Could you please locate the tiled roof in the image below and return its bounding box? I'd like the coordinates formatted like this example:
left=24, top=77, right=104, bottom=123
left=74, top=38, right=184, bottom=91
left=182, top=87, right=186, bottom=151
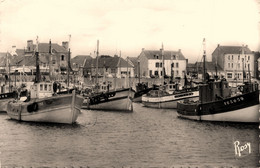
left=71, top=55, right=91, bottom=68
left=29, top=43, right=67, bottom=53
left=15, top=49, right=25, bottom=56
left=141, top=50, right=186, bottom=60
left=84, top=55, right=133, bottom=69
left=127, top=57, right=138, bottom=67
left=213, top=45, right=253, bottom=55
left=37, top=43, right=68, bottom=53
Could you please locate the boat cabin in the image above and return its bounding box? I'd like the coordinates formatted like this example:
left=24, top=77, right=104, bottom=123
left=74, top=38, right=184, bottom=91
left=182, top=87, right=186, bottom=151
left=94, top=81, right=112, bottom=93
left=30, top=82, right=54, bottom=99
left=146, top=89, right=169, bottom=97
left=199, top=79, right=234, bottom=103
left=165, top=83, right=181, bottom=94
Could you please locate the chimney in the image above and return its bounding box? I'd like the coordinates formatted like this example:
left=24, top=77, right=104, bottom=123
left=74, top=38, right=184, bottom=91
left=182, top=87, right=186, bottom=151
left=11, top=46, right=17, bottom=56
left=142, top=48, right=145, bottom=51
left=27, top=40, right=33, bottom=51
left=62, top=41, right=69, bottom=50
left=178, top=49, right=181, bottom=53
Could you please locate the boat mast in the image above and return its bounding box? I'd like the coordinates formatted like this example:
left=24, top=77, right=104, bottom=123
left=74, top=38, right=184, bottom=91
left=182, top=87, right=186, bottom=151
left=203, top=38, right=206, bottom=83
left=242, top=45, right=245, bottom=83
left=95, top=40, right=99, bottom=92
left=6, top=52, right=11, bottom=92
left=67, top=35, right=71, bottom=87
left=127, top=56, right=129, bottom=88
left=138, top=58, right=140, bottom=84
left=35, top=36, right=41, bottom=83
left=161, top=43, right=165, bottom=84
left=171, top=52, right=173, bottom=83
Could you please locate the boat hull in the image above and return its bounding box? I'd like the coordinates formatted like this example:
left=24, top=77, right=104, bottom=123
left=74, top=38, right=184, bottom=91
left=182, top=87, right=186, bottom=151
left=82, top=88, right=134, bottom=112
left=0, top=98, right=12, bottom=112
left=177, top=90, right=259, bottom=123
left=6, top=91, right=84, bottom=124
left=142, top=90, right=199, bottom=109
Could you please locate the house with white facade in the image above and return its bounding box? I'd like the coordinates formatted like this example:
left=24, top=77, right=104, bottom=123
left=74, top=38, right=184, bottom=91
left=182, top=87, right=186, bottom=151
left=212, top=44, right=255, bottom=81
left=138, top=47, right=187, bottom=78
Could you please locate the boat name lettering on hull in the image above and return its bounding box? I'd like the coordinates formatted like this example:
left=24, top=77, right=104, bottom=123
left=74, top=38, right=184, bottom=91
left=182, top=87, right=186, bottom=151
left=224, top=97, right=244, bottom=105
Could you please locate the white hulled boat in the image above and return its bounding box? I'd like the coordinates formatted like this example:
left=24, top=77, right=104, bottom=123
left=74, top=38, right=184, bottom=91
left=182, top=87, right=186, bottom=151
left=6, top=37, right=84, bottom=124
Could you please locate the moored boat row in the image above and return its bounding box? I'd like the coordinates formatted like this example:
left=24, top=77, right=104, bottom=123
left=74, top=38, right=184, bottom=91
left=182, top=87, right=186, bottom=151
left=2, top=38, right=259, bottom=125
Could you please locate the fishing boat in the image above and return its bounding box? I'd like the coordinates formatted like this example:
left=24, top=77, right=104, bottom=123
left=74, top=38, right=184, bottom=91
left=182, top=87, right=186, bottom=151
left=142, top=82, right=199, bottom=109
left=81, top=40, right=134, bottom=112
left=132, top=82, right=155, bottom=102
left=141, top=44, right=199, bottom=109
left=82, top=82, right=135, bottom=111
left=177, top=38, right=259, bottom=123
left=6, top=37, right=84, bottom=124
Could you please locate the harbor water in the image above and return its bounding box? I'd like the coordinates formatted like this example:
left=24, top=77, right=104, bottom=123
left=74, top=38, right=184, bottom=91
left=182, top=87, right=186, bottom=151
left=0, top=103, right=258, bottom=167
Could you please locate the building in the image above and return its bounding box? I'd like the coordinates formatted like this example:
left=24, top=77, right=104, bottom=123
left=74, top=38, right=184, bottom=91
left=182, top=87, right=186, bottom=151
left=6, top=40, right=70, bottom=81
left=126, top=57, right=139, bottom=77
left=212, top=44, right=255, bottom=81
left=254, top=51, right=260, bottom=80
left=138, top=47, right=187, bottom=78
left=83, top=55, right=134, bottom=79
left=71, top=55, right=92, bottom=84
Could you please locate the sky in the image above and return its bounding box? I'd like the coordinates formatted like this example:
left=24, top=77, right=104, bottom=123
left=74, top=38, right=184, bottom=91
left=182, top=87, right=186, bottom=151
left=0, top=0, right=259, bottom=63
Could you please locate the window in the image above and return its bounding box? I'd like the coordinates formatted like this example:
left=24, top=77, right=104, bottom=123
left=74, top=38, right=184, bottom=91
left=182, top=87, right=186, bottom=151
left=248, top=64, right=250, bottom=69
left=228, top=55, right=230, bottom=60
left=232, top=55, right=233, bottom=60
left=176, top=70, right=179, bottom=75
left=227, top=73, right=232, bottom=78
left=231, top=63, right=233, bottom=68
left=238, top=55, right=240, bottom=60
left=228, top=63, right=230, bottom=68
left=40, top=84, right=43, bottom=91
left=176, top=62, right=179, bottom=68
left=160, top=71, right=162, bottom=76
left=61, top=55, right=65, bottom=61
left=154, top=71, right=158, bottom=76
left=160, top=63, right=162, bottom=67
left=49, top=85, right=51, bottom=91
left=238, top=63, right=240, bottom=68
left=172, top=63, right=174, bottom=68
left=53, top=60, right=56, bottom=64
left=43, top=63, right=46, bottom=67
left=150, top=70, right=152, bottom=76
left=44, top=84, right=48, bottom=91
left=155, top=62, right=159, bottom=67
left=248, top=56, right=250, bottom=60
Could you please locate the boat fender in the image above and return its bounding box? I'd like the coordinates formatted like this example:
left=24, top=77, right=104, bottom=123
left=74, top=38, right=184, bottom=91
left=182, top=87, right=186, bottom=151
left=239, top=86, right=243, bottom=92
left=32, top=102, right=38, bottom=112
left=110, top=93, right=115, bottom=97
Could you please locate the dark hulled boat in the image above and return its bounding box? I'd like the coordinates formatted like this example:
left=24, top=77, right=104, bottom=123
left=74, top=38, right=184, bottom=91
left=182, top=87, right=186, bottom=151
left=177, top=79, right=259, bottom=123
left=177, top=38, right=259, bottom=123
